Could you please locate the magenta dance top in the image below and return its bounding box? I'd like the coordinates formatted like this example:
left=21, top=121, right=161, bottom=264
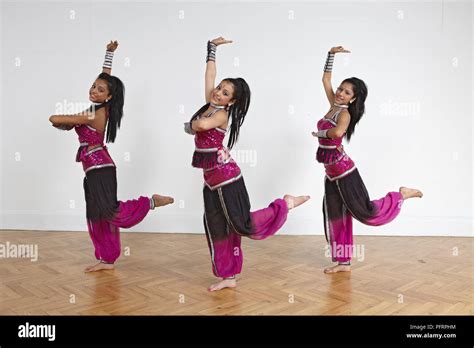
left=316, top=106, right=356, bottom=181
left=191, top=109, right=241, bottom=190
left=75, top=113, right=115, bottom=173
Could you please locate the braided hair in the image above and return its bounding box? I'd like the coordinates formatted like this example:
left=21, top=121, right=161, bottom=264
left=342, top=77, right=368, bottom=142
left=223, top=78, right=251, bottom=149
left=96, top=72, right=125, bottom=143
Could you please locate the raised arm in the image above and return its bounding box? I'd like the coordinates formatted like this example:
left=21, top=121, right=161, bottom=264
left=205, top=37, right=233, bottom=103
left=102, top=40, right=119, bottom=75
left=49, top=41, right=118, bottom=130
left=322, top=46, right=350, bottom=106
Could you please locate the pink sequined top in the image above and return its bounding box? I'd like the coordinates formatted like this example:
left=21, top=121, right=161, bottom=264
left=191, top=108, right=241, bottom=190
left=316, top=106, right=356, bottom=181
left=75, top=112, right=115, bottom=173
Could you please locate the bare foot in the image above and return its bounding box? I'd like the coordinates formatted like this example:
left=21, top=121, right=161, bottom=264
left=324, top=264, right=351, bottom=274
left=283, top=194, right=311, bottom=210
left=399, top=187, right=423, bottom=200
left=84, top=262, right=114, bottom=273
left=152, top=194, right=174, bottom=208
left=208, top=278, right=237, bottom=292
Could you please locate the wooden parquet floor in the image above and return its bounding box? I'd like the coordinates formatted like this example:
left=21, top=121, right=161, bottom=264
left=0, top=230, right=472, bottom=315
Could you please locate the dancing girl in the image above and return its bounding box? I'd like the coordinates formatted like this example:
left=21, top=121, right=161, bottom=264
left=49, top=41, right=174, bottom=272
left=313, top=46, right=423, bottom=274
left=184, top=37, right=310, bottom=291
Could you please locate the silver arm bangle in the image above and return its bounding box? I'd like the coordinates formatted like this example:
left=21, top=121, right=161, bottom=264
left=103, top=51, right=114, bottom=69
left=184, top=122, right=195, bottom=135
left=206, top=41, right=217, bottom=63
left=324, top=52, right=335, bottom=72
left=315, top=129, right=330, bottom=139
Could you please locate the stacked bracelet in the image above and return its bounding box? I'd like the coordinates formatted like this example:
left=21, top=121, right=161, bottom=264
left=324, top=52, right=335, bottom=72
left=315, top=130, right=329, bottom=139
left=150, top=197, right=156, bottom=210
left=184, top=122, right=195, bottom=135
left=103, top=51, right=114, bottom=69
left=206, top=41, right=217, bottom=62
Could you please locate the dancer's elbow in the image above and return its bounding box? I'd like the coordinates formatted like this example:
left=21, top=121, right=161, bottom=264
left=331, top=130, right=345, bottom=139
left=194, top=118, right=219, bottom=132
left=192, top=121, right=206, bottom=132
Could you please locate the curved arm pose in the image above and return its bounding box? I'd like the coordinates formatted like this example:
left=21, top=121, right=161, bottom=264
left=313, top=46, right=423, bottom=274
left=49, top=41, right=174, bottom=273
left=185, top=37, right=310, bottom=292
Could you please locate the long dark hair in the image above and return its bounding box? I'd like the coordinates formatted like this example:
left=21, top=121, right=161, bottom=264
left=190, top=77, right=251, bottom=150
left=97, top=72, right=125, bottom=143
left=342, top=77, right=368, bottom=142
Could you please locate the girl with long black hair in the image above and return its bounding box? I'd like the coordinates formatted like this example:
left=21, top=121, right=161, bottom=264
left=185, top=37, right=310, bottom=291
left=314, top=46, right=423, bottom=274
left=49, top=41, right=174, bottom=272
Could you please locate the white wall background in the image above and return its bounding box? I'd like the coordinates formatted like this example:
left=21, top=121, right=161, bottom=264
left=0, top=0, right=472, bottom=236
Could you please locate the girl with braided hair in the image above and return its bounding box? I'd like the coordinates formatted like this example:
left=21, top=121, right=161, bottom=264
left=185, top=37, right=310, bottom=291
left=49, top=41, right=174, bottom=272
left=314, top=46, right=423, bottom=274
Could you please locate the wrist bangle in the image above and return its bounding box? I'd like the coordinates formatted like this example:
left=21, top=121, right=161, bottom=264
left=206, top=41, right=217, bottom=62
left=184, top=122, right=195, bottom=135
left=324, top=52, right=335, bottom=72
left=103, top=51, right=114, bottom=69
left=316, top=129, right=329, bottom=139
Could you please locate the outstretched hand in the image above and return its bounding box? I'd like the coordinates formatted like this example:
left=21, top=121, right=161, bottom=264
left=106, top=40, right=119, bottom=52
left=330, top=46, right=350, bottom=54
left=210, top=37, right=233, bottom=46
